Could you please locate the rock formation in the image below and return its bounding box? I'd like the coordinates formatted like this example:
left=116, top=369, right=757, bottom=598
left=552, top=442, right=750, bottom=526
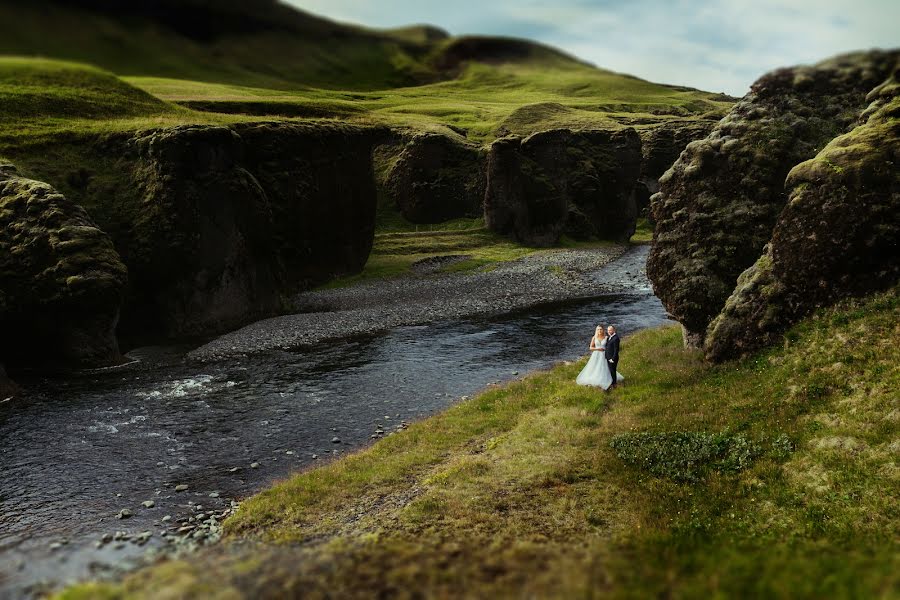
left=484, top=128, right=641, bottom=246
left=385, top=132, right=485, bottom=223
left=705, top=71, right=900, bottom=360
left=637, top=120, right=717, bottom=217
left=647, top=50, right=900, bottom=346
left=116, top=122, right=381, bottom=339
left=0, top=164, right=128, bottom=369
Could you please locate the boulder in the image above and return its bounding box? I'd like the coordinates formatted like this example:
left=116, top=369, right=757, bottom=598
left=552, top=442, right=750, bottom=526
left=0, top=165, right=127, bottom=368
left=705, top=74, right=900, bottom=361
left=647, top=50, right=900, bottom=346
left=385, top=132, right=485, bottom=223
left=484, top=128, right=641, bottom=246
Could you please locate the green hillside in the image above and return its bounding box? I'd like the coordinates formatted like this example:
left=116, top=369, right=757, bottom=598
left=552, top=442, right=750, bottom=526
left=0, top=0, right=734, bottom=146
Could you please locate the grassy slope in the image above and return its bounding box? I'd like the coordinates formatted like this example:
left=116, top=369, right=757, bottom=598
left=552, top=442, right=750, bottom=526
left=130, top=59, right=732, bottom=143
left=60, top=288, right=899, bottom=599
left=0, top=1, right=435, bottom=91
left=0, top=0, right=733, bottom=146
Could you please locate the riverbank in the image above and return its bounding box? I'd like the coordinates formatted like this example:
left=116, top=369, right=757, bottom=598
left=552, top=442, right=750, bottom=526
left=188, top=240, right=640, bottom=362
left=60, top=287, right=899, bottom=599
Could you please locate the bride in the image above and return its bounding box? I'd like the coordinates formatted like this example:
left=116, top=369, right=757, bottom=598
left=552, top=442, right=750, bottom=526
left=576, top=325, right=623, bottom=390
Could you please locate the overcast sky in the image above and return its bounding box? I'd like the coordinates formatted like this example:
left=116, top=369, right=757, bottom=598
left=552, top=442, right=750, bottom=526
left=286, top=0, right=899, bottom=96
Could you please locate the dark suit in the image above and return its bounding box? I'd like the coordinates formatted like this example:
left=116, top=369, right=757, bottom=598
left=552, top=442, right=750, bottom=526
left=605, top=333, right=620, bottom=387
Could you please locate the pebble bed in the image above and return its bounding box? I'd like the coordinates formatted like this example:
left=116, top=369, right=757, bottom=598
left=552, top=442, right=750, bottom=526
left=189, top=245, right=640, bottom=362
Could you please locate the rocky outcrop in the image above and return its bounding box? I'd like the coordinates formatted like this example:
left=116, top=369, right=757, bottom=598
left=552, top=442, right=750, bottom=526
left=705, top=74, right=900, bottom=361
left=115, top=122, right=381, bottom=340
left=484, top=128, right=641, bottom=246
left=0, top=164, right=128, bottom=369
left=385, top=132, right=485, bottom=223
left=647, top=50, right=900, bottom=346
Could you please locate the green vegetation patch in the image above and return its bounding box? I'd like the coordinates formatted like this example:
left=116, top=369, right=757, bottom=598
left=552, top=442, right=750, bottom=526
left=610, top=430, right=793, bottom=482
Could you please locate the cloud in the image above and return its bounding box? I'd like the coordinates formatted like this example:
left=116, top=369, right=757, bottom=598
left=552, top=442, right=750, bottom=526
left=286, top=0, right=900, bottom=95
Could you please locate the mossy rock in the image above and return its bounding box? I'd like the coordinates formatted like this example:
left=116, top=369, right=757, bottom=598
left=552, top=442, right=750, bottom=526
left=484, top=128, right=641, bottom=246
left=705, top=75, right=900, bottom=361
left=384, top=132, right=486, bottom=224
left=0, top=165, right=127, bottom=368
left=647, top=49, right=900, bottom=345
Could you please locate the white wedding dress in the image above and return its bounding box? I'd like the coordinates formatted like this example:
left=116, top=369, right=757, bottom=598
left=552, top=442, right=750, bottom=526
left=576, top=335, right=624, bottom=390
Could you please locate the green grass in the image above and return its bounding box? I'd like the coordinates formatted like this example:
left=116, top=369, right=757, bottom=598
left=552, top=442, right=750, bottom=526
left=318, top=228, right=536, bottom=288
left=631, top=217, right=654, bottom=243
left=129, top=60, right=732, bottom=143
left=58, top=287, right=900, bottom=599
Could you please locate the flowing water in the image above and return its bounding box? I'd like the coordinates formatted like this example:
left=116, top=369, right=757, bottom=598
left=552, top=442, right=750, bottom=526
left=0, top=249, right=668, bottom=598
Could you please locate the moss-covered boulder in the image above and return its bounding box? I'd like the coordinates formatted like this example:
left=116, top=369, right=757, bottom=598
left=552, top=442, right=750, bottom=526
left=484, top=128, right=641, bottom=246
left=0, top=165, right=127, bottom=368
left=647, top=50, right=900, bottom=346
left=385, top=132, right=486, bottom=223
left=705, top=74, right=900, bottom=361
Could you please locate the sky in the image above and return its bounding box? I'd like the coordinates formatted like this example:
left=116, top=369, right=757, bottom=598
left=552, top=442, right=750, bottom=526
left=286, top=0, right=899, bottom=96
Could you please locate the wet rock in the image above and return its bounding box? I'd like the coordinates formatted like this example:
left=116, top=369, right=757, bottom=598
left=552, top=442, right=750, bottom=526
left=331, top=437, right=341, bottom=444
left=385, top=132, right=486, bottom=223
left=705, top=74, right=900, bottom=361
left=174, top=484, right=188, bottom=492
left=116, top=509, right=133, bottom=519
left=142, top=500, right=155, bottom=508
left=648, top=50, right=900, bottom=346
left=0, top=165, right=127, bottom=369
left=485, top=128, right=641, bottom=246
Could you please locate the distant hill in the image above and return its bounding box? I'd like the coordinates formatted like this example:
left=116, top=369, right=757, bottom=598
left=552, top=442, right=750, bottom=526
left=0, top=0, right=594, bottom=91
left=0, top=0, right=736, bottom=147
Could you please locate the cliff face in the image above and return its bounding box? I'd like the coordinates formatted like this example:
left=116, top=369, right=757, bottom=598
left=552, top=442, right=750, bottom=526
left=647, top=50, right=900, bottom=346
left=0, top=164, right=127, bottom=369
left=385, top=133, right=485, bottom=223
left=118, top=122, right=381, bottom=339
left=705, top=73, right=900, bottom=360
left=6, top=122, right=382, bottom=347
left=484, top=128, right=641, bottom=246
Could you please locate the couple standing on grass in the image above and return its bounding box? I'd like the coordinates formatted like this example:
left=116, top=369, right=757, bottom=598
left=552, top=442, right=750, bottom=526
left=576, top=324, right=624, bottom=391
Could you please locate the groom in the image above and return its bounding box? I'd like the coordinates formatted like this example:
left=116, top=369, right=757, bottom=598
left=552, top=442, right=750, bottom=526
left=606, top=325, right=620, bottom=389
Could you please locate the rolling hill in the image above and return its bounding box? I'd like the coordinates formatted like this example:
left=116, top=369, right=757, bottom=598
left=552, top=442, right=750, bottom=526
left=0, top=0, right=734, bottom=146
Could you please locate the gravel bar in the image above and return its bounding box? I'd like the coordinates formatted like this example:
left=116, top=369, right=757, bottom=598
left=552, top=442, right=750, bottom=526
left=188, top=244, right=652, bottom=362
